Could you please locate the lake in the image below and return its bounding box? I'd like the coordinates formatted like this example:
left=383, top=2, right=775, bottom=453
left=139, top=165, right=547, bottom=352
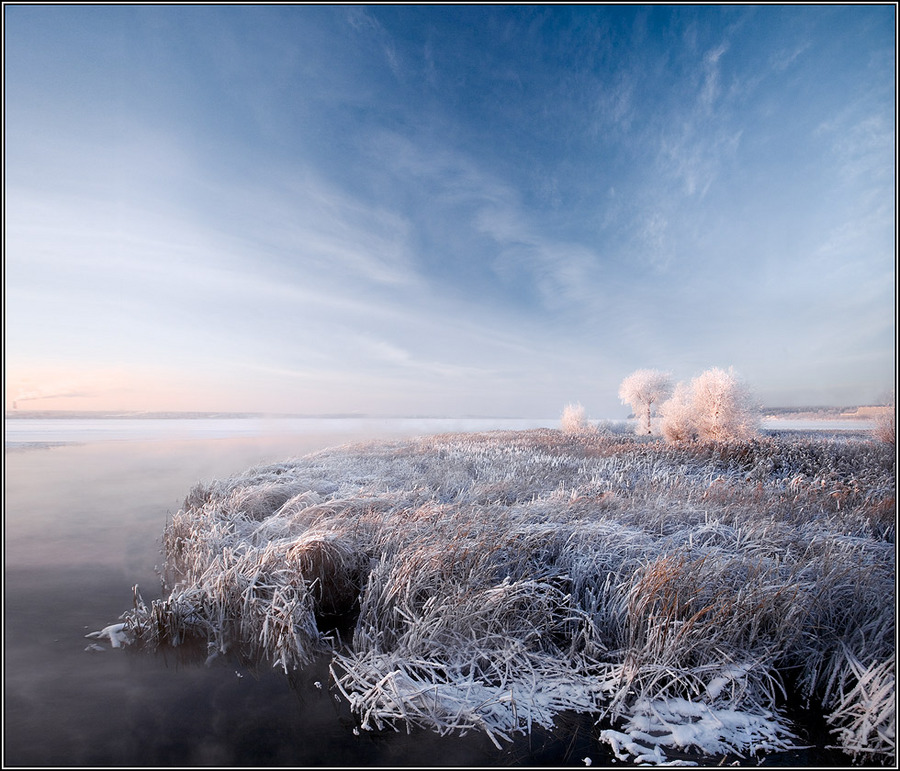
left=4, top=417, right=867, bottom=766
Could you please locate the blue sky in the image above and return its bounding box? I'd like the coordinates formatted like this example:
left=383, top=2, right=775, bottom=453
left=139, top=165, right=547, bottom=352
left=4, top=4, right=895, bottom=417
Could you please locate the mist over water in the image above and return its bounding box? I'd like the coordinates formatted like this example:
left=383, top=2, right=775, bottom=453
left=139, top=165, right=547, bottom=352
left=4, top=416, right=562, bottom=447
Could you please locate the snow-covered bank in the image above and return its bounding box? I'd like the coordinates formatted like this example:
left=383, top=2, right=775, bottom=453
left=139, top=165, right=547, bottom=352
left=97, top=429, right=894, bottom=764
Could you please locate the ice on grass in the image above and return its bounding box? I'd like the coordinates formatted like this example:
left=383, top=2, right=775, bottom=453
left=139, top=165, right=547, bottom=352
left=93, top=429, right=895, bottom=765
left=600, top=696, right=802, bottom=765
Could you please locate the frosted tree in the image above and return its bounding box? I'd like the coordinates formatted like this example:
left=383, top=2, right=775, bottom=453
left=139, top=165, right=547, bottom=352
left=658, top=381, right=697, bottom=442
left=560, top=402, right=588, bottom=434
left=688, top=366, right=758, bottom=441
left=618, top=369, right=673, bottom=435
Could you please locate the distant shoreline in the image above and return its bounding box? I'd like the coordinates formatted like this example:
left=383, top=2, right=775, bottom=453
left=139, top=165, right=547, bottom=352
left=761, top=405, right=884, bottom=421
left=4, top=406, right=883, bottom=421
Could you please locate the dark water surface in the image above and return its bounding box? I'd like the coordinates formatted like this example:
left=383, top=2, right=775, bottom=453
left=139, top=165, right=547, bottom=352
left=4, top=426, right=862, bottom=767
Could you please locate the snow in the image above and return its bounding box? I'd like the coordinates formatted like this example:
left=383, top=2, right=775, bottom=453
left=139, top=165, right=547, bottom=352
left=599, top=696, right=804, bottom=765
left=701, top=664, right=750, bottom=702
left=84, top=623, right=129, bottom=648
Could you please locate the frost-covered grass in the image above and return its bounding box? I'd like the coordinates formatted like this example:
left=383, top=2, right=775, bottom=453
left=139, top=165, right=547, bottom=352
left=111, top=429, right=895, bottom=765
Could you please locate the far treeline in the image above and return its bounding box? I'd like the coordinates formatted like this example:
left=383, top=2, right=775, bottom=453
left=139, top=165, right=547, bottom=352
left=561, top=367, right=895, bottom=444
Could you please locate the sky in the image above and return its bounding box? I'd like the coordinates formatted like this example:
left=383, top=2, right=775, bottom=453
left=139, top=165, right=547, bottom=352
left=3, top=4, right=896, bottom=418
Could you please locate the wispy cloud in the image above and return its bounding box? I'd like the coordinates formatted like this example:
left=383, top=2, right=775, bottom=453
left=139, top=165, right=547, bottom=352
left=237, top=173, right=421, bottom=290
left=5, top=5, right=893, bottom=414
left=475, top=205, right=604, bottom=311
left=770, top=40, right=811, bottom=72
left=817, top=110, right=894, bottom=187
left=344, top=6, right=405, bottom=80
left=700, top=41, right=729, bottom=110
left=659, top=124, right=743, bottom=198
left=591, top=71, right=636, bottom=137
left=365, top=130, right=620, bottom=317
left=11, top=385, right=92, bottom=406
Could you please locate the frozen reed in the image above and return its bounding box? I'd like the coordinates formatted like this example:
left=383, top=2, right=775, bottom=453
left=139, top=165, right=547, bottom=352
left=114, top=428, right=895, bottom=764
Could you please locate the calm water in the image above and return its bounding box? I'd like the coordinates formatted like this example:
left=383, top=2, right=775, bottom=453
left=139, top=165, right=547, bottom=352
left=4, top=418, right=863, bottom=766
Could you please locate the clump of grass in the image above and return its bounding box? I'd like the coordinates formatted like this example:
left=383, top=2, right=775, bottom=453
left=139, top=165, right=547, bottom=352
left=873, top=395, right=895, bottom=446
left=560, top=402, right=591, bottom=435
left=114, top=428, right=895, bottom=765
